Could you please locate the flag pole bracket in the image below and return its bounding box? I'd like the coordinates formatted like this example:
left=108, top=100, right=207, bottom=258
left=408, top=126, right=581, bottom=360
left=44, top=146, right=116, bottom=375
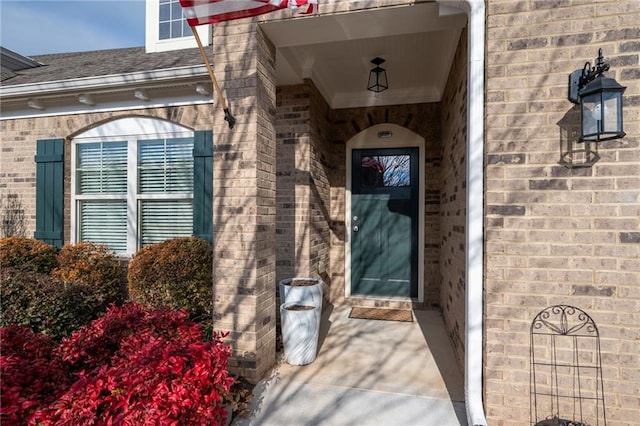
left=224, top=108, right=236, bottom=129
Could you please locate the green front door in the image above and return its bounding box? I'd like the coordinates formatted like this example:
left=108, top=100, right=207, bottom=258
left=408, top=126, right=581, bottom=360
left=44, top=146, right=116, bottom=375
left=351, top=148, right=419, bottom=298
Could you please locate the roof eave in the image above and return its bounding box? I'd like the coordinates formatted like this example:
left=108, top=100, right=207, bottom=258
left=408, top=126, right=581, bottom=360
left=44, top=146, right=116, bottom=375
left=0, top=65, right=210, bottom=98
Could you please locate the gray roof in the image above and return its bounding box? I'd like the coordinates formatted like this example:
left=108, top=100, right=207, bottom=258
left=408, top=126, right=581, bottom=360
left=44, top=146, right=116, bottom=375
left=1, top=46, right=215, bottom=86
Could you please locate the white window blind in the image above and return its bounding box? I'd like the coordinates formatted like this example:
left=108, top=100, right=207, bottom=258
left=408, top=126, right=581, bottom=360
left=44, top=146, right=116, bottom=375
left=138, top=138, right=193, bottom=193
left=77, top=142, right=127, bottom=194
left=140, top=200, right=192, bottom=246
left=76, top=142, right=128, bottom=253
left=138, top=137, right=193, bottom=247
left=79, top=201, right=127, bottom=253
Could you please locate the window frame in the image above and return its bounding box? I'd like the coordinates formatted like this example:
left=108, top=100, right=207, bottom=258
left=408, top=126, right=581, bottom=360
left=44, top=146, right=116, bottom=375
left=71, top=117, right=195, bottom=256
left=159, top=0, right=191, bottom=40
left=145, top=0, right=211, bottom=53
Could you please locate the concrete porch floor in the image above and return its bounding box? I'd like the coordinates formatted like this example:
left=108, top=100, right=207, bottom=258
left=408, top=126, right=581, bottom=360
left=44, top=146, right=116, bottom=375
left=233, top=305, right=467, bottom=426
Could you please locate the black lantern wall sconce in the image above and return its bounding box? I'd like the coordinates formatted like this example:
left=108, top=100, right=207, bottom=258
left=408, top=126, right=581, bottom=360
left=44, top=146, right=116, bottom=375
left=568, top=48, right=626, bottom=142
left=367, top=57, right=388, bottom=93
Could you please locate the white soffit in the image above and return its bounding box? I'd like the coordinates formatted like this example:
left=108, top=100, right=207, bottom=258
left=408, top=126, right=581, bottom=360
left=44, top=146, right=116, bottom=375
left=260, top=2, right=467, bottom=108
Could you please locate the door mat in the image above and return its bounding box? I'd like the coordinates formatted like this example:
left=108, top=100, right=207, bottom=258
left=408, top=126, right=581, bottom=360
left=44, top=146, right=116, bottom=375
left=349, top=307, right=413, bottom=322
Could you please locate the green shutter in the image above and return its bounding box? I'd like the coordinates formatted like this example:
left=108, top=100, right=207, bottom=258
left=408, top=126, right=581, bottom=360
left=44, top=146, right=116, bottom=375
left=192, top=130, right=213, bottom=243
left=34, top=138, right=64, bottom=248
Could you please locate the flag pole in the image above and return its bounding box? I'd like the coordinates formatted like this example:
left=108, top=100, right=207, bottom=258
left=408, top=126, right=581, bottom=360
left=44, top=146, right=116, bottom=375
left=190, top=26, right=236, bottom=129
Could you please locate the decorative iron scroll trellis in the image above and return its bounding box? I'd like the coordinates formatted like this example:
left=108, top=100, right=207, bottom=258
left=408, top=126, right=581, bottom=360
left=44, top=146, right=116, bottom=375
left=530, top=305, right=606, bottom=426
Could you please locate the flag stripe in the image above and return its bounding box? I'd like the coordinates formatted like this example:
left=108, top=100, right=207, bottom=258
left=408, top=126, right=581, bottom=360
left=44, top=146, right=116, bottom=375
left=180, top=0, right=317, bottom=26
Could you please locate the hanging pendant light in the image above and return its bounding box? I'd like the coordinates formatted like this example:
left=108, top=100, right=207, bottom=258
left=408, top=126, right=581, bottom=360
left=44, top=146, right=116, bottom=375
left=367, top=57, right=388, bottom=93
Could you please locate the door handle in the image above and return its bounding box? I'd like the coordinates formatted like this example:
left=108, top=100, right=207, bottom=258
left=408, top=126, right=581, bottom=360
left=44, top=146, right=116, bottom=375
left=353, top=225, right=359, bottom=232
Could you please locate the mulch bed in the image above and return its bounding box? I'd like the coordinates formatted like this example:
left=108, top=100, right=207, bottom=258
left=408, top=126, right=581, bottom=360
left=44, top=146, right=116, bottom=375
left=226, top=375, right=254, bottom=422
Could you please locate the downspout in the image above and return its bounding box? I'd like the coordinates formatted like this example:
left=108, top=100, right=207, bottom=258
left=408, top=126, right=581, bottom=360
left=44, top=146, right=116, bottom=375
left=464, top=1, right=487, bottom=425
left=437, top=1, right=487, bottom=425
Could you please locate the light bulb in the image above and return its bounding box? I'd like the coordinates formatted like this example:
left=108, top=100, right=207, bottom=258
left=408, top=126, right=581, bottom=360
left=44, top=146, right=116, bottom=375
left=590, top=102, right=609, bottom=120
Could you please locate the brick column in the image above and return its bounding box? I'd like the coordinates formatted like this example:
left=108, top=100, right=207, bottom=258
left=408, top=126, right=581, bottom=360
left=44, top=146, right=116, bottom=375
left=211, top=22, right=277, bottom=383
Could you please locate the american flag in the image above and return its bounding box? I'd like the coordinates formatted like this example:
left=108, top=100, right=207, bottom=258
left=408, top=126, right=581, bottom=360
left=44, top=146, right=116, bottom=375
left=179, top=0, right=318, bottom=26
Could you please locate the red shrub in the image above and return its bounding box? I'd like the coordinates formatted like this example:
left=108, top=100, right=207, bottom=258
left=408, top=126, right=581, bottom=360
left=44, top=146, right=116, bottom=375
left=32, top=304, right=234, bottom=425
left=56, top=303, right=196, bottom=372
left=37, top=334, right=232, bottom=425
left=0, top=326, right=70, bottom=425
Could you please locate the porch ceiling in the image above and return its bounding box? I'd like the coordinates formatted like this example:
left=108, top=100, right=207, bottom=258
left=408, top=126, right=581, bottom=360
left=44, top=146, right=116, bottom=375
left=260, top=2, right=467, bottom=109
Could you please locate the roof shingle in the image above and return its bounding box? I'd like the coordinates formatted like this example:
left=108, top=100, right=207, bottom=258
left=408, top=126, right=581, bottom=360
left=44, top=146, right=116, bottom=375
left=1, top=46, right=215, bottom=86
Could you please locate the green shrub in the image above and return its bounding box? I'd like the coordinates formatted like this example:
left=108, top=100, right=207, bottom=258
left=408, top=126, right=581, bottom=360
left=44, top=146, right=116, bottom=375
left=0, top=268, right=107, bottom=341
left=128, top=237, right=213, bottom=322
left=52, top=242, right=125, bottom=305
left=0, top=237, right=58, bottom=274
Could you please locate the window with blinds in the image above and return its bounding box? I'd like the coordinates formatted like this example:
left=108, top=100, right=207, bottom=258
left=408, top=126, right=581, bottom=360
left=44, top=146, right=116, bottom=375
left=138, top=138, right=193, bottom=245
left=77, top=142, right=127, bottom=194
left=140, top=200, right=192, bottom=246
left=74, top=133, right=194, bottom=255
left=138, top=138, right=193, bottom=193
left=79, top=201, right=128, bottom=253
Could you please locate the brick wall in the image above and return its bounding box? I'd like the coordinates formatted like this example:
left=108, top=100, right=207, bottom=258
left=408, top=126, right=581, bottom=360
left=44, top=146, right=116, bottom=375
left=440, top=26, right=468, bottom=374
left=0, top=120, right=38, bottom=236
left=274, top=85, right=304, bottom=283
left=308, top=79, right=333, bottom=307
left=485, top=1, right=640, bottom=424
